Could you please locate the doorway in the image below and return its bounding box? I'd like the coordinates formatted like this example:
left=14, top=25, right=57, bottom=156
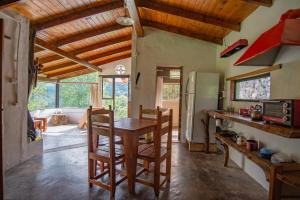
left=156, top=66, right=183, bottom=142
left=100, top=75, right=130, bottom=120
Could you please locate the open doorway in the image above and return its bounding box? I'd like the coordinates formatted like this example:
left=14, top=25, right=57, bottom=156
left=28, top=73, right=99, bottom=153
left=156, top=66, right=183, bottom=142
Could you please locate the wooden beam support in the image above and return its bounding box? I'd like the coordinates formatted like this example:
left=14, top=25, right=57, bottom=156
left=240, top=0, right=273, bottom=7
left=55, top=24, right=125, bottom=46
left=142, top=20, right=223, bottom=45
left=0, top=0, right=20, bottom=9
left=138, top=0, right=240, bottom=31
left=57, top=69, right=94, bottom=80
left=42, top=46, right=131, bottom=73
left=39, top=35, right=131, bottom=64
left=127, top=0, right=144, bottom=36
left=47, top=66, right=87, bottom=78
left=35, top=38, right=102, bottom=72
left=34, top=0, right=123, bottom=30
left=47, top=53, right=131, bottom=78
left=226, top=65, right=281, bottom=81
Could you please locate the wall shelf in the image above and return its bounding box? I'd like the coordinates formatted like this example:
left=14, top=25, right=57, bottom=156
left=208, top=111, right=300, bottom=138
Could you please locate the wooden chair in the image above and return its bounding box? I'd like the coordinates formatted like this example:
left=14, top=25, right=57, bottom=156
left=136, top=106, right=173, bottom=196
left=87, top=106, right=126, bottom=197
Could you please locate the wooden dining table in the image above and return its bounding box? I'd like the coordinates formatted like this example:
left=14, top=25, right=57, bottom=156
left=104, top=118, right=157, bottom=194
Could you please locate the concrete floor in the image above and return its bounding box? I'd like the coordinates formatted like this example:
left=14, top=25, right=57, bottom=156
left=5, top=142, right=268, bottom=200
left=43, top=125, right=87, bottom=152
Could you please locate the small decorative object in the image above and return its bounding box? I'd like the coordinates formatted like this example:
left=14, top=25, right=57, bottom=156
left=250, top=105, right=263, bottom=121
left=239, top=108, right=250, bottom=117
left=259, top=147, right=274, bottom=159
left=115, top=64, right=126, bottom=75
left=246, top=139, right=258, bottom=151
left=236, top=136, right=246, bottom=146
left=271, top=152, right=292, bottom=164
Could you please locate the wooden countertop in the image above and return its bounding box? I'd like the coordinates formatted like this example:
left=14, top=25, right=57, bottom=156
left=208, top=111, right=300, bottom=138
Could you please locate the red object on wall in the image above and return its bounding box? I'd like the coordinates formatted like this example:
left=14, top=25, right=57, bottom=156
left=234, top=9, right=300, bottom=66
left=220, top=39, right=248, bottom=58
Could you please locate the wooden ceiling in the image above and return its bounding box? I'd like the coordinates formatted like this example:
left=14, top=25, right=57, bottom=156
left=2, top=0, right=272, bottom=80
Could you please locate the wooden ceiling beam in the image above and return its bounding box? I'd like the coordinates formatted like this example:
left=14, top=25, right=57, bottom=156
left=240, top=0, right=273, bottom=7
left=55, top=24, right=126, bottom=46
left=92, top=53, right=131, bottom=66
left=142, top=20, right=223, bottom=45
left=127, top=0, right=144, bottom=36
left=39, top=35, right=132, bottom=64
left=138, top=0, right=240, bottom=31
left=47, top=53, right=131, bottom=78
left=34, top=0, right=123, bottom=30
left=57, top=69, right=94, bottom=80
left=47, top=66, right=87, bottom=78
left=0, top=0, right=20, bottom=9
left=42, top=46, right=131, bottom=73
left=35, top=38, right=102, bottom=72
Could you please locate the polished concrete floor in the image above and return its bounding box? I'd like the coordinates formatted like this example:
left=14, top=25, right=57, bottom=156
left=43, top=125, right=87, bottom=152
left=5, top=142, right=268, bottom=200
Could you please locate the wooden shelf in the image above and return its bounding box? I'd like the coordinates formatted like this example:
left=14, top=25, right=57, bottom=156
left=215, top=133, right=272, bottom=178
left=208, top=111, right=300, bottom=138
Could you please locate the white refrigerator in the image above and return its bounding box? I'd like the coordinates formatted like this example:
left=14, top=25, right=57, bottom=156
left=185, top=72, right=219, bottom=143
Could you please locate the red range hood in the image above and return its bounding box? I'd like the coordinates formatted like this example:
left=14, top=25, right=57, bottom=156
left=234, top=9, right=300, bottom=66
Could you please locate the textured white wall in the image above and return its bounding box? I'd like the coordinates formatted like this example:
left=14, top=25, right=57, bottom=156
left=216, top=0, right=300, bottom=190
left=131, top=27, right=218, bottom=140
left=1, top=10, right=42, bottom=170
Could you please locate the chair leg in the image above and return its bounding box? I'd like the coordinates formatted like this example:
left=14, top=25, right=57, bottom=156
left=88, top=159, right=95, bottom=188
left=154, top=162, right=160, bottom=197
left=109, top=163, right=116, bottom=198
left=144, top=160, right=150, bottom=175
left=166, top=153, right=171, bottom=182
left=99, top=161, right=105, bottom=173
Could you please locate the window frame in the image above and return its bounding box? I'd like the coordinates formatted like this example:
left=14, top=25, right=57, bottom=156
left=233, top=73, right=271, bottom=102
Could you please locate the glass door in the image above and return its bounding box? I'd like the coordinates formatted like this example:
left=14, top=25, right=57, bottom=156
left=101, top=75, right=129, bottom=120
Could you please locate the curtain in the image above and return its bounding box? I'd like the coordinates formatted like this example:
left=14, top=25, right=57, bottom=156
left=155, top=76, right=164, bottom=108
left=27, top=25, right=37, bottom=140
left=90, top=85, right=100, bottom=108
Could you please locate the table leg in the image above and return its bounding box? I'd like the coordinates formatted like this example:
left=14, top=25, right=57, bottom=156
left=123, top=134, right=139, bottom=194
left=221, top=143, right=229, bottom=167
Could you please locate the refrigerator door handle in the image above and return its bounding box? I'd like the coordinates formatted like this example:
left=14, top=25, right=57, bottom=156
left=185, top=77, right=190, bottom=110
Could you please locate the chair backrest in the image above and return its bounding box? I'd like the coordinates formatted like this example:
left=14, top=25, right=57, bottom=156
left=87, top=106, right=115, bottom=159
left=139, top=105, right=160, bottom=120
left=139, top=105, right=173, bottom=158
left=154, top=108, right=173, bottom=158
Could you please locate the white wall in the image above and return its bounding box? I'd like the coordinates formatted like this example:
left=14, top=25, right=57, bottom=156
left=131, top=27, right=218, bottom=140
left=1, top=10, right=42, bottom=170
left=216, top=0, right=300, bottom=189
left=100, top=58, right=131, bottom=75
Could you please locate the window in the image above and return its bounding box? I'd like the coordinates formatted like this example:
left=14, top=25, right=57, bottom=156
left=59, top=73, right=98, bottom=108
left=234, top=74, right=270, bottom=101
left=28, top=82, right=56, bottom=112
left=115, top=65, right=126, bottom=75
left=163, top=83, right=180, bottom=100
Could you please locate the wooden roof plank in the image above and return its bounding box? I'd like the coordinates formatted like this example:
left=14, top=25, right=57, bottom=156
left=42, top=46, right=131, bottom=73
left=240, top=0, right=272, bottom=7
left=47, top=53, right=131, bottom=78
left=39, top=34, right=132, bottom=64
left=142, top=20, right=223, bottom=45
left=138, top=0, right=240, bottom=31
left=35, top=38, right=102, bottom=72
left=127, top=0, right=144, bottom=36
left=0, top=0, right=20, bottom=9
left=34, top=0, right=123, bottom=30
left=55, top=23, right=125, bottom=46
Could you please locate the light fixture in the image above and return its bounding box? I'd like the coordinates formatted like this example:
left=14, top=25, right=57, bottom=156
left=116, top=0, right=134, bottom=26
